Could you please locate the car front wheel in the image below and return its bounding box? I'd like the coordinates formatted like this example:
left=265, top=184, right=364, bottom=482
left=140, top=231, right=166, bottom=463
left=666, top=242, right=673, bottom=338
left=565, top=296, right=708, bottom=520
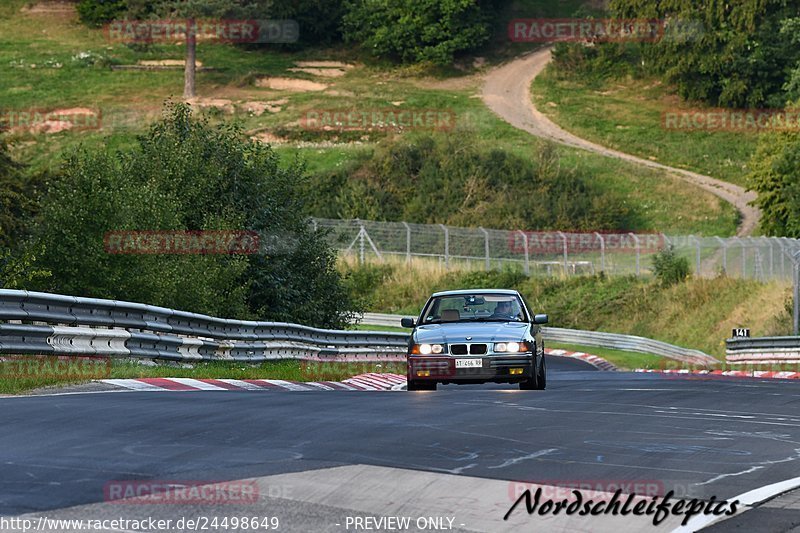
left=519, top=356, right=546, bottom=390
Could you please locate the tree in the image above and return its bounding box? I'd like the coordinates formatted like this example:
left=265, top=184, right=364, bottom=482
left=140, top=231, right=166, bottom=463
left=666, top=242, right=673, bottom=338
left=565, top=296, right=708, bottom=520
left=35, top=103, right=359, bottom=327
left=342, top=0, right=497, bottom=65
left=608, top=0, right=800, bottom=108
left=0, top=140, right=51, bottom=288
left=130, top=0, right=267, bottom=98
left=747, top=129, right=800, bottom=237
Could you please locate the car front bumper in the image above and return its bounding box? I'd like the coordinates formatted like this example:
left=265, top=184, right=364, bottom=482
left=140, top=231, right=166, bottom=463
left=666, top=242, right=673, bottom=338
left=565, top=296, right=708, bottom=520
left=407, top=354, right=536, bottom=384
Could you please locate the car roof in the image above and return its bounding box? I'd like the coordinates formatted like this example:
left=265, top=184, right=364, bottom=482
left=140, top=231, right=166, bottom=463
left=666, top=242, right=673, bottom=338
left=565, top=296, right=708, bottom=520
left=431, top=288, right=521, bottom=297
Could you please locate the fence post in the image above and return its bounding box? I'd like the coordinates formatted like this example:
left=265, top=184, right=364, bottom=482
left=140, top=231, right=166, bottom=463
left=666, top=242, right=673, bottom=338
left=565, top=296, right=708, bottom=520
left=359, top=225, right=365, bottom=264
left=311, top=218, right=318, bottom=232
left=740, top=238, right=747, bottom=278
left=439, top=224, right=449, bottom=270
left=629, top=233, right=640, bottom=276
left=690, top=235, right=701, bottom=276
left=594, top=232, right=605, bottom=273
left=715, top=237, right=727, bottom=273
left=402, top=221, right=411, bottom=264
left=479, top=227, right=490, bottom=271
left=557, top=231, right=568, bottom=275
left=517, top=230, right=530, bottom=275
left=767, top=237, right=775, bottom=278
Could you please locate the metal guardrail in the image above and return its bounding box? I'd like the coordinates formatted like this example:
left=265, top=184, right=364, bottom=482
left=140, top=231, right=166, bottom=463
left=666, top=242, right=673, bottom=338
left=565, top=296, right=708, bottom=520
left=0, top=290, right=408, bottom=363
left=726, top=336, right=800, bottom=364
left=359, top=313, right=718, bottom=365
left=0, top=290, right=719, bottom=366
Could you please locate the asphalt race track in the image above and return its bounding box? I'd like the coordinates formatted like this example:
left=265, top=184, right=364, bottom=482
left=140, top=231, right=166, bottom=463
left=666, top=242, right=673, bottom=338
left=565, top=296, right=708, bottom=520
left=1, top=355, right=799, bottom=532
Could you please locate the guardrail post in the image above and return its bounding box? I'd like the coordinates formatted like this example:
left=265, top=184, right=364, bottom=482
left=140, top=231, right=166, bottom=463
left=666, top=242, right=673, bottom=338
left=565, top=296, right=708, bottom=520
left=439, top=224, right=449, bottom=270
left=594, top=232, right=605, bottom=273
left=557, top=231, right=568, bottom=275
left=311, top=218, right=318, bottom=232
left=517, top=230, right=530, bottom=275
left=402, top=221, right=411, bottom=264
left=480, top=227, right=490, bottom=271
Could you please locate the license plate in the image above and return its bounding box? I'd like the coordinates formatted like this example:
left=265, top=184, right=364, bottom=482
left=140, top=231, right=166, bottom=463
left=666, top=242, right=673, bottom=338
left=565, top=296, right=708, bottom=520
left=455, top=358, right=482, bottom=368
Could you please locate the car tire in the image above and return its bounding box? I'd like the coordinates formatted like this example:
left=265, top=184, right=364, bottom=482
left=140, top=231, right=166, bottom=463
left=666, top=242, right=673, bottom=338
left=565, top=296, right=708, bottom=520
left=519, top=356, right=546, bottom=390
left=407, top=380, right=436, bottom=391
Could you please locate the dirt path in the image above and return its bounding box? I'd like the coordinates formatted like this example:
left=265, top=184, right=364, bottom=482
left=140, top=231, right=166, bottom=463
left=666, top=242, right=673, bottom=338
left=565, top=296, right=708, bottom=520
left=481, top=47, right=759, bottom=237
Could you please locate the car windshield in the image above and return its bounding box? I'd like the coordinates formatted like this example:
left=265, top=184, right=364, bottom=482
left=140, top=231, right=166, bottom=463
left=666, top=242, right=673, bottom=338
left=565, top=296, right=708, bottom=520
left=421, top=294, right=527, bottom=324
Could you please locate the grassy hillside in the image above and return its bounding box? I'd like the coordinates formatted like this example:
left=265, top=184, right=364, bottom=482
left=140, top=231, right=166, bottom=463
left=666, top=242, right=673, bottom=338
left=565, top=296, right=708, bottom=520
left=343, top=257, right=793, bottom=358
left=1, top=1, right=737, bottom=236
left=531, top=67, right=760, bottom=188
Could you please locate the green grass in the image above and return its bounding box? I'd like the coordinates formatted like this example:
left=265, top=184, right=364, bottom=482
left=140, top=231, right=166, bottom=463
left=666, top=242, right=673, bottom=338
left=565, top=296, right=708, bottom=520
left=531, top=67, right=761, bottom=188
left=0, top=357, right=405, bottom=395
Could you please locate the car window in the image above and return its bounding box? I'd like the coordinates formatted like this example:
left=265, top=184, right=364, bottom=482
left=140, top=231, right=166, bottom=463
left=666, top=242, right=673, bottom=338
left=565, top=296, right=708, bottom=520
left=422, top=294, right=526, bottom=323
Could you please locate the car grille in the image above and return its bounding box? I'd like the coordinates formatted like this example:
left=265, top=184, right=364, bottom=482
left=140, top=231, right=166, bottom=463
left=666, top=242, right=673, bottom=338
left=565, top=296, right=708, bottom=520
left=449, top=343, right=487, bottom=355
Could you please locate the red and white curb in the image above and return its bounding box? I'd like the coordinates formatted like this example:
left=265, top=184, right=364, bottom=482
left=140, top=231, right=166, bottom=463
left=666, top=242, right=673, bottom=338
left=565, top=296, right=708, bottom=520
left=545, top=348, right=617, bottom=371
left=635, top=369, right=800, bottom=380
left=99, top=373, right=407, bottom=392
left=98, top=351, right=616, bottom=393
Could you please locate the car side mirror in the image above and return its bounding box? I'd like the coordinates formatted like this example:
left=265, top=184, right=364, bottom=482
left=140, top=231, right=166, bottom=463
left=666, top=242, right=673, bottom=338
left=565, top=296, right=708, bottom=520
left=401, top=317, right=416, bottom=328
left=532, top=314, right=548, bottom=325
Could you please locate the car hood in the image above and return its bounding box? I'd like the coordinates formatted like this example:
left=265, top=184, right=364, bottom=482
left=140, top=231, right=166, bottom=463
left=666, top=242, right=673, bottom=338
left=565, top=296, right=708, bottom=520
left=414, top=322, right=529, bottom=344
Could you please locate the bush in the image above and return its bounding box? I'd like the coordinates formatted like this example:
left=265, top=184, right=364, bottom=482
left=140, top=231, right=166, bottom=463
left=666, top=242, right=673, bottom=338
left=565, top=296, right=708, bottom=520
left=76, top=0, right=127, bottom=27
left=651, top=246, right=690, bottom=286
left=34, top=103, right=359, bottom=328
left=304, top=133, right=635, bottom=231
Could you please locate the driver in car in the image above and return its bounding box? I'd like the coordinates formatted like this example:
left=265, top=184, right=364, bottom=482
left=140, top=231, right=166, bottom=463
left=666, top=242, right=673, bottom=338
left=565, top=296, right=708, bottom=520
left=491, top=300, right=518, bottom=319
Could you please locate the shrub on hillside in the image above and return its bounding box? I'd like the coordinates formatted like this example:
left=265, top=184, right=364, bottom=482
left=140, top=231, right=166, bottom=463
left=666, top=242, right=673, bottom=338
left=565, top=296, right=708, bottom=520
left=652, top=245, right=690, bottom=286
left=303, top=133, right=635, bottom=231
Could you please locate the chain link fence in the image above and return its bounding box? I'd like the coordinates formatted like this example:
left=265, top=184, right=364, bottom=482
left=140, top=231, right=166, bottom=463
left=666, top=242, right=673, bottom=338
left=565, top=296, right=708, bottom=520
left=311, top=218, right=800, bottom=282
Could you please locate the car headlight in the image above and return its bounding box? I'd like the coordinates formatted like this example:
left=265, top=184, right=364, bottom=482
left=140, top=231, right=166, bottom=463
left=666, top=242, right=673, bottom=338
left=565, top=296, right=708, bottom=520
left=494, top=341, right=529, bottom=353
left=412, top=343, right=444, bottom=355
